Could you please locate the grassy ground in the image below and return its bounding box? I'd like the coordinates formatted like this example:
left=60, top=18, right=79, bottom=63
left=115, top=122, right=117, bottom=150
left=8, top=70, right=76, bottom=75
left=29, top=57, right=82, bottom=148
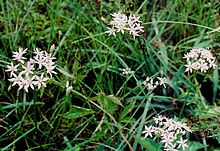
left=0, top=0, right=220, bottom=150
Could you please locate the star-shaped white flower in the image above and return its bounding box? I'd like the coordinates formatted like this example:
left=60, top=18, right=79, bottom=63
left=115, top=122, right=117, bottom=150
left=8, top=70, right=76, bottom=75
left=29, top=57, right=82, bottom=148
left=176, top=137, right=188, bottom=150
left=33, top=74, right=49, bottom=89
left=19, top=76, right=36, bottom=92
left=5, top=62, right=20, bottom=77
left=157, top=77, right=167, bottom=88
left=161, top=135, right=174, bottom=148
left=12, top=48, right=27, bottom=64
left=185, top=61, right=195, bottom=73
left=20, top=61, right=35, bottom=77
left=106, top=27, right=116, bottom=37
left=8, top=74, right=23, bottom=86
left=142, top=125, right=154, bottom=138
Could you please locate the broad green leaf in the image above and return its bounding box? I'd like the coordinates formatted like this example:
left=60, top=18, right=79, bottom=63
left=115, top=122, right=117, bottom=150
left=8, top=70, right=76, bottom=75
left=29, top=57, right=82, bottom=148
left=95, top=93, right=121, bottom=115
left=105, top=94, right=123, bottom=107
left=119, top=101, right=135, bottom=121
left=186, top=141, right=207, bottom=151
left=57, top=67, right=75, bottom=78
left=133, top=135, right=161, bottom=151
left=62, top=105, right=95, bottom=119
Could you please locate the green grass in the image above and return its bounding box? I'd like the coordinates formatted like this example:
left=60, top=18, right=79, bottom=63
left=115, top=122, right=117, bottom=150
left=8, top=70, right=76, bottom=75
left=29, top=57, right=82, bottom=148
left=0, top=0, right=220, bottom=150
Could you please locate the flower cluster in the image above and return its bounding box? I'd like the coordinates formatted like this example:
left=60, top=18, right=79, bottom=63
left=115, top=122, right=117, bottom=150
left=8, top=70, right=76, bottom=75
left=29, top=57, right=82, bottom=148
left=142, top=115, right=192, bottom=151
left=107, top=12, right=144, bottom=39
left=143, top=76, right=167, bottom=91
left=184, top=48, right=217, bottom=73
left=122, top=68, right=134, bottom=75
left=6, top=47, right=57, bottom=92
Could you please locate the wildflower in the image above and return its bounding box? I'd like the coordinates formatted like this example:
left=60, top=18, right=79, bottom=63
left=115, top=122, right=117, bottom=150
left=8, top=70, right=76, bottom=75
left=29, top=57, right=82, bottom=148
left=153, top=115, right=165, bottom=124
left=19, top=75, right=36, bottom=92
left=164, top=144, right=178, bottom=151
left=34, top=48, right=44, bottom=58
left=107, top=12, right=144, bottom=39
left=208, top=60, right=217, bottom=68
left=122, top=68, right=134, bottom=75
left=8, top=74, right=22, bottom=86
left=161, top=135, right=174, bottom=148
left=33, top=74, right=49, bottom=89
left=45, top=63, right=57, bottom=77
left=142, top=125, right=154, bottom=138
left=12, top=48, right=27, bottom=64
left=142, top=115, right=192, bottom=151
left=20, top=61, right=35, bottom=77
left=157, top=77, right=167, bottom=88
left=184, top=48, right=217, bottom=73
left=33, top=48, right=45, bottom=69
left=196, top=61, right=209, bottom=73
left=6, top=47, right=57, bottom=92
left=128, top=23, right=144, bottom=39
left=5, top=62, right=20, bottom=77
left=106, top=27, right=116, bottom=37
left=143, top=76, right=167, bottom=91
left=176, top=137, right=188, bottom=150
left=185, top=61, right=194, bottom=73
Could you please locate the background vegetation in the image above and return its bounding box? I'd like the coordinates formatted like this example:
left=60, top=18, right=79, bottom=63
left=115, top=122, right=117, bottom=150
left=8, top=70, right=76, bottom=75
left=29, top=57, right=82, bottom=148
left=0, top=0, right=219, bottom=150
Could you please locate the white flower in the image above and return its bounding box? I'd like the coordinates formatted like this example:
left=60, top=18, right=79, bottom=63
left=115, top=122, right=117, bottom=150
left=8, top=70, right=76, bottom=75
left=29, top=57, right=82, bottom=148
left=8, top=74, right=22, bottom=86
left=34, top=55, right=45, bottom=69
left=8, top=46, right=57, bottom=93
left=128, top=23, right=144, bottom=39
left=197, top=61, right=209, bottom=73
left=176, top=137, right=188, bottom=150
left=164, top=143, right=178, bottom=151
left=208, top=59, right=217, bottom=68
left=5, top=62, right=20, bottom=77
left=33, top=74, right=49, bottom=89
left=106, top=27, right=116, bottom=37
left=12, top=48, right=27, bottom=63
left=181, top=123, right=192, bottom=133
left=161, top=135, right=174, bottom=148
left=174, top=121, right=184, bottom=130
left=66, top=81, right=73, bottom=94
left=142, top=125, right=154, bottom=138
left=163, top=118, right=175, bottom=130
left=20, top=61, right=35, bottom=77
left=44, top=51, right=56, bottom=63
left=18, top=76, right=36, bottom=92
left=185, top=61, right=195, bottom=73
left=122, top=68, right=134, bottom=75
left=153, top=115, right=165, bottom=124
left=127, top=14, right=141, bottom=26
left=34, top=48, right=44, bottom=58
left=107, top=12, right=143, bottom=39
left=184, top=48, right=217, bottom=73
left=157, top=77, right=167, bottom=88
left=45, top=63, right=57, bottom=77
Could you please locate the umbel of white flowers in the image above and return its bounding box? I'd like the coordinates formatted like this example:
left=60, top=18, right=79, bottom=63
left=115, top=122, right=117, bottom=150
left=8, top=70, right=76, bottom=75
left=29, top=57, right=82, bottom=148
left=107, top=12, right=144, bottom=39
left=184, top=48, right=217, bottom=73
left=5, top=46, right=57, bottom=92
left=143, top=76, right=167, bottom=91
left=142, top=115, right=192, bottom=151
